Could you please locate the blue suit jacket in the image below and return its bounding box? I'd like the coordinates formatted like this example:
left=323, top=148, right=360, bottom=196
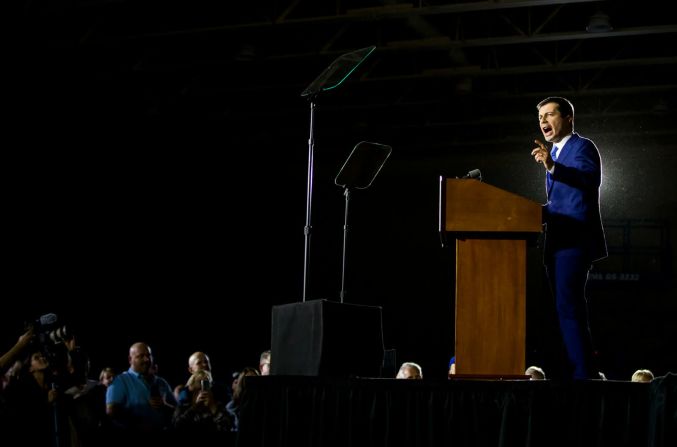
left=543, top=132, right=607, bottom=262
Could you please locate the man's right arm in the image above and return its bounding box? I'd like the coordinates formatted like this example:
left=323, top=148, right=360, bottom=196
left=106, top=376, right=128, bottom=429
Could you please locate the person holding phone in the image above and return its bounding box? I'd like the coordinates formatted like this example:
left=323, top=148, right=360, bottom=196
left=175, top=351, right=231, bottom=407
left=172, top=370, right=232, bottom=442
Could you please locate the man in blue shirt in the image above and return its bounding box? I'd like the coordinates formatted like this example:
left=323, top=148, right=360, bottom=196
left=106, top=342, right=176, bottom=436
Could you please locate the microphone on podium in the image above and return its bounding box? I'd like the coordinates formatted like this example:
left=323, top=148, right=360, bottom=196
left=461, top=169, right=482, bottom=181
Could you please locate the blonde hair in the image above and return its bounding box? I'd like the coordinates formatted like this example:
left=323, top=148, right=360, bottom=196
left=631, top=369, right=654, bottom=382
left=186, top=369, right=213, bottom=388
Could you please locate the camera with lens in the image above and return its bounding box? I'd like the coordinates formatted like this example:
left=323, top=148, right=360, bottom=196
left=26, top=313, right=72, bottom=344
left=25, top=313, right=74, bottom=374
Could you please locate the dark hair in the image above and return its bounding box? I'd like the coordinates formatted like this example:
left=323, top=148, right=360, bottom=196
left=233, top=367, right=260, bottom=402
left=536, top=96, right=574, bottom=118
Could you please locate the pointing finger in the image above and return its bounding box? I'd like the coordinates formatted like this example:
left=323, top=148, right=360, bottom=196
left=534, top=139, right=546, bottom=150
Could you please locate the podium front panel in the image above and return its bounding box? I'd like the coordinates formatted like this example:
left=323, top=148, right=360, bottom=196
left=455, top=239, right=526, bottom=375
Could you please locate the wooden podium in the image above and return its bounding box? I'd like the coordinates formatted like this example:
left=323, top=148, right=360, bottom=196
left=439, top=177, right=542, bottom=376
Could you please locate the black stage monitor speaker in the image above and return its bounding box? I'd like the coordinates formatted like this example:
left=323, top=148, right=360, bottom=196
left=271, top=299, right=384, bottom=377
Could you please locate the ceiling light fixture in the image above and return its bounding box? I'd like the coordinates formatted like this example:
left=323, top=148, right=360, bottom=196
left=586, top=12, right=613, bottom=33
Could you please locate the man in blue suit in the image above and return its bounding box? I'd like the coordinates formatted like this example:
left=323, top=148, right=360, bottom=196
left=531, top=97, right=607, bottom=379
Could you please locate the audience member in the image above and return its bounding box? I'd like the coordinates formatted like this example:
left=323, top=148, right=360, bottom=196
left=259, top=350, right=271, bottom=376
left=174, top=351, right=212, bottom=400
left=226, top=367, right=259, bottom=431
left=99, top=367, right=116, bottom=387
left=65, top=367, right=118, bottom=447
left=175, top=351, right=230, bottom=407
left=448, top=356, right=456, bottom=376
left=396, top=362, right=423, bottom=379
left=173, top=369, right=232, bottom=443
left=631, top=369, right=654, bottom=382
left=229, top=370, right=240, bottom=398
left=65, top=357, right=106, bottom=447
left=525, top=366, right=546, bottom=380
left=106, top=342, right=176, bottom=443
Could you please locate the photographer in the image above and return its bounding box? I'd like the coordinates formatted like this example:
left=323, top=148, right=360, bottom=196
left=16, top=314, right=77, bottom=385
left=6, top=313, right=98, bottom=446
left=3, top=345, right=70, bottom=446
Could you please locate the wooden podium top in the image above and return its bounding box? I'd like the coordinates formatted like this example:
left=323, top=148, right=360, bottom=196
left=440, top=178, right=542, bottom=234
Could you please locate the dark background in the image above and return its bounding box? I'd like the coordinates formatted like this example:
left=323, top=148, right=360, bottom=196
left=4, top=0, right=676, bottom=386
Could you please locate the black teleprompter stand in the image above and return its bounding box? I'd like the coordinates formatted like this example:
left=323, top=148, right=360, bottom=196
left=334, top=141, right=391, bottom=302
left=299, top=45, right=375, bottom=301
